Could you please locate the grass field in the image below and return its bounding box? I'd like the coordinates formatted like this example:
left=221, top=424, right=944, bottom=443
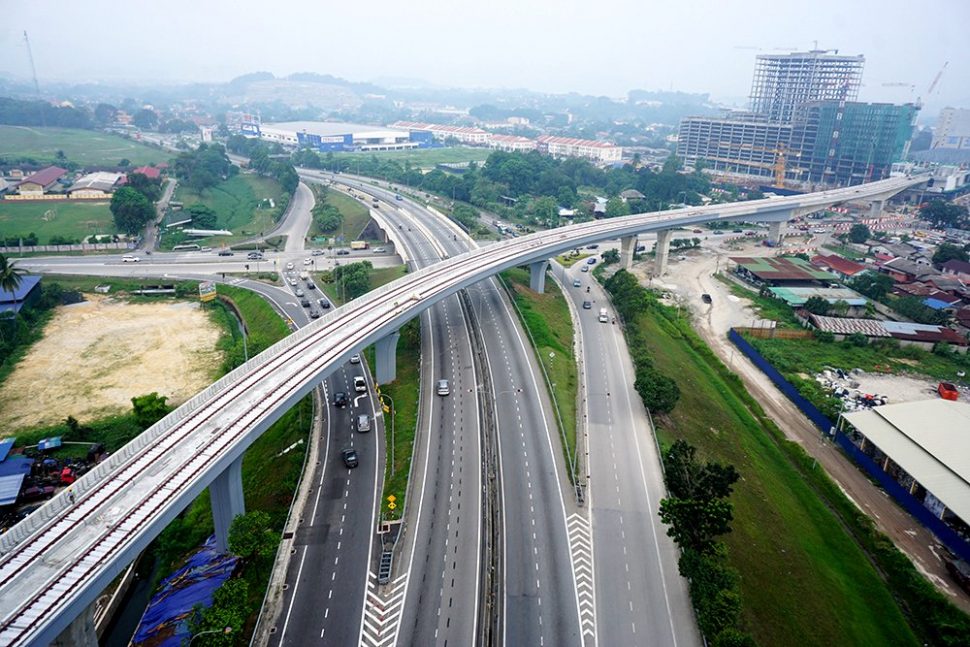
left=332, top=146, right=491, bottom=170
left=0, top=200, right=117, bottom=243
left=167, top=174, right=284, bottom=248
left=0, top=126, right=171, bottom=167
left=501, top=268, right=578, bottom=477
left=329, top=190, right=374, bottom=242
left=629, top=302, right=919, bottom=646
left=319, top=264, right=407, bottom=306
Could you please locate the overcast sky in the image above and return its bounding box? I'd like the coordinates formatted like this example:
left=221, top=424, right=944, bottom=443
left=1, top=0, right=967, bottom=113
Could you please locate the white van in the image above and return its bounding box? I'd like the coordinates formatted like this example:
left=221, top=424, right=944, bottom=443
left=598, top=308, right=609, bottom=323
left=357, top=414, right=371, bottom=433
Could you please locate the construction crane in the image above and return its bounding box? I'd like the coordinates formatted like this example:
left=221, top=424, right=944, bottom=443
left=917, top=61, right=948, bottom=108
left=23, top=31, right=41, bottom=97
left=736, top=143, right=800, bottom=188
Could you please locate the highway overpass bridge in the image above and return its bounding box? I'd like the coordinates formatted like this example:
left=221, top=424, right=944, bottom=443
left=0, top=173, right=927, bottom=645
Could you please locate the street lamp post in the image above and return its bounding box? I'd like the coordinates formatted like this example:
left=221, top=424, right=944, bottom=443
left=380, top=393, right=395, bottom=476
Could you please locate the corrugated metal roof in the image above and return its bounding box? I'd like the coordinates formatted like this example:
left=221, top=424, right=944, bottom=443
left=769, top=286, right=867, bottom=306
left=731, top=256, right=834, bottom=281
left=0, top=438, right=14, bottom=463
left=843, top=400, right=970, bottom=525
left=0, top=474, right=27, bottom=507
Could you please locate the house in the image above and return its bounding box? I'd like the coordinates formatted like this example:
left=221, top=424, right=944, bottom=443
left=807, top=313, right=967, bottom=351
left=558, top=208, right=577, bottom=219
left=619, top=189, right=646, bottom=203
left=879, top=257, right=937, bottom=283
left=16, top=166, right=67, bottom=196
left=0, top=275, right=42, bottom=315
left=129, top=165, right=162, bottom=180
left=66, top=172, right=124, bottom=199
left=941, top=259, right=970, bottom=282
left=810, top=254, right=868, bottom=281
left=593, top=197, right=607, bottom=218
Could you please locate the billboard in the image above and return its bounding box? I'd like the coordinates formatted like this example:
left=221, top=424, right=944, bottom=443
left=199, top=281, right=217, bottom=302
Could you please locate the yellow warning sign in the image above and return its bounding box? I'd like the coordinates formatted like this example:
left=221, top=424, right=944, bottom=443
left=387, top=494, right=396, bottom=502
left=387, top=502, right=397, bottom=510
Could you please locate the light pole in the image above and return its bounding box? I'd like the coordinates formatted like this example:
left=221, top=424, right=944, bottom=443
left=189, top=626, right=232, bottom=645
left=379, top=393, right=395, bottom=476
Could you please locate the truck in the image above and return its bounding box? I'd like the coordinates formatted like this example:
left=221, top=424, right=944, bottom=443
left=350, top=240, right=369, bottom=250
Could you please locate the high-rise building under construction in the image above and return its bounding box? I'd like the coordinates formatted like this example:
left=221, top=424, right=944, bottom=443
left=749, top=51, right=865, bottom=123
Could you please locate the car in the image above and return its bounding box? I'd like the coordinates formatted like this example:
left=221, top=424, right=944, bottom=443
left=199, top=246, right=213, bottom=252
left=586, top=258, right=597, bottom=265
left=307, top=282, right=316, bottom=290
left=311, top=249, right=326, bottom=256
left=350, top=353, right=361, bottom=364
left=692, top=229, right=703, bottom=233
left=732, top=229, right=743, bottom=234
left=395, top=194, right=403, bottom=200
left=121, top=255, right=139, bottom=263
left=304, top=258, right=312, bottom=265
left=336, top=249, right=350, bottom=256
left=357, top=414, right=371, bottom=433
left=701, top=293, right=713, bottom=304
left=218, top=249, right=234, bottom=256
left=436, top=379, right=450, bottom=396
left=333, top=392, right=349, bottom=408
left=247, top=252, right=264, bottom=260
left=289, top=278, right=298, bottom=286
left=319, top=298, right=331, bottom=309
left=572, top=279, right=582, bottom=288
left=341, top=448, right=359, bottom=468
left=309, top=309, right=320, bottom=319
left=586, top=244, right=599, bottom=250
left=295, top=289, right=305, bottom=297
left=582, top=301, right=592, bottom=309
left=354, top=375, right=367, bottom=392
left=373, top=247, right=386, bottom=253
left=580, top=265, right=589, bottom=273
left=286, top=262, right=294, bottom=270
left=300, top=298, right=311, bottom=307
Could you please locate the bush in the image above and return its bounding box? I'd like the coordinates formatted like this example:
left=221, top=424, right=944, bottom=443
left=845, top=332, right=869, bottom=347
left=634, top=366, right=680, bottom=414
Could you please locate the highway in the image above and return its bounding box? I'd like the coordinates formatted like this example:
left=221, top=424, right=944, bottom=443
left=559, top=260, right=702, bottom=647
left=0, top=173, right=924, bottom=646
left=337, top=177, right=584, bottom=646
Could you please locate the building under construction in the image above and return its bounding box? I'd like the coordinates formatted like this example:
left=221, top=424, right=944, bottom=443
left=677, top=49, right=917, bottom=188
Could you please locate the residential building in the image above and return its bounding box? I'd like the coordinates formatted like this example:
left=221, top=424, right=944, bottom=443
left=536, top=135, right=623, bottom=163
left=932, top=107, right=970, bottom=150
left=810, top=254, right=868, bottom=280
left=749, top=51, right=864, bottom=123
left=488, top=134, right=537, bottom=152
left=768, top=286, right=868, bottom=315
left=390, top=121, right=489, bottom=145
left=942, top=259, right=970, bottom=282
left=130, top=166, right=162, bottom=180
left=15, top=166, right=67, bottom=196
left=807, top=314, right=967, bottom=350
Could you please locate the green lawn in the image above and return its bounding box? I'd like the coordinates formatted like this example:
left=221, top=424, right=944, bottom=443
left=333, top=147, right=491, bottom=170
left=630, top=304, right=918, bottom=646
left=166, top=174, right=284, bottom=248
left=0, top=200, right=117, bottom=243
left=329, top=190, right=374, bottom=242
left=501, top=268, right=579, bottom=480
left=0, top=126, right=171, bottom=167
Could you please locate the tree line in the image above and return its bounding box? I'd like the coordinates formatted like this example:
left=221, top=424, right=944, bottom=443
left=226, top=135, right=299, bottom=194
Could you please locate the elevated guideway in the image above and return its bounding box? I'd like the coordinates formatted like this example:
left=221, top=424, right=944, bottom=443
left=0, top=174, right=925, bottom=646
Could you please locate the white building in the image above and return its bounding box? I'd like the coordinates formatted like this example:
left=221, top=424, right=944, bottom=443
left=932, top=107, right=970, bottom=150
left=259, top=121, right=416, bottom=151
left=66, top=172, right=124, bottom=199
left=390, top=121, right=490, bottom=145
left=536, top=135, right=623, bottom=163
left=488, top=134, right=537, bottom=152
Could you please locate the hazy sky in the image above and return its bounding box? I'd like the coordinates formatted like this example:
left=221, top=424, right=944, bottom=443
left=1, top=0, right=967, bottom=113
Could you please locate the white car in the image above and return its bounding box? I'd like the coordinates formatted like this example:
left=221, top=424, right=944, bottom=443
left=303, top=258, right=312, bottom=265
left=354, top=376, right=367, bottom=392
left=350, top=354, right=361, bottom=364
left=121, top=255, right=139, bottom=263
left=373, top=247, right=386, bottom=253
left=285, top=262, right=294, bottom=270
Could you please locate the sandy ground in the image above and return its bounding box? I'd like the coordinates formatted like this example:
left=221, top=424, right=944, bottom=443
left=629, top=237, right=970, bottom=612
left=0, top=295, right=223, bottom=430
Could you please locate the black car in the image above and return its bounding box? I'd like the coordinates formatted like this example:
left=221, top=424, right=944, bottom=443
left=342, top=448, right=359, bottom=468
left=701, top=293, right=713, bottom=304
left=582, top=301, right=592, bottom=309
left=300, top=298, right=311, bottom=308
left=336, top=249, right=350, bottom=256
left=319, top=298, right=331, bottom=309
left=333, top=392, right=349, bottom=408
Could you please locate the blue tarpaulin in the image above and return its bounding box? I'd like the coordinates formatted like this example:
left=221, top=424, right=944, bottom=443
left=0, top=438, right=15, bottom=463
left=131, top=536, right=238, bottom=646
left=0, top=456, right=34, bottom=507
left=37, top=437, right=62, bottom=451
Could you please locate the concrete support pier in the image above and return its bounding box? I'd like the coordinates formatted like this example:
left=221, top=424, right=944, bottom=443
left=210, top=455, right=245, bottom=554
left=870, top=200, right=884, bottom=217
left=654, top=230, right=673, bottom=276
left=52, top=603, right=97, bottom=647
left=375, top=330, right=401, bottom=384
left=529, top=259, right=549, bottom=293
left=620, top=235, right=637, bottom=270
left=767, top=221, right=783, bottom=247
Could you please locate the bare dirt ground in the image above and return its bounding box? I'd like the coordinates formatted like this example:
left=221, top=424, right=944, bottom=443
left=0, top=295, right=223, bottom=430
left=630, top=238, right=970, bottom=612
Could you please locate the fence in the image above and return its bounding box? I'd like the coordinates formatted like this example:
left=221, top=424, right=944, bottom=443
left=733, top=326, right=813, bottom=340
left=0, top=242, right=133, bottom=254
left=728, top=328, right=970, bottom=562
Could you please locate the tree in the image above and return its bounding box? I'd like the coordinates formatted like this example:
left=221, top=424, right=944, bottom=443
left=802, top=295, right=831, bottom=315
left=187, top=578, right=249, bottom=645
left=125, top=172, right=162, bottom=202
left=604, top=197, right=630, bottom=218
left=659, top=497, right=735, bottom=553
left=848, top=223, right=871, bottom=244
left=110, top=187, right=155, bottom=235
left=850, top=272, right=894, bottom=301
left=634, top=366, right=680, bottom=414
left=0, top=254, right=26, bottom=295
left=662, top=440, right=740, bottom=501
left=921, top=200, right=969, bottom=229
left=132, top=108, right=159, bottom=131
left=932, top=243, right=969, bottom=266
left=228, top=510, right=279, bottom=561
left=601, top=249, right=620, bottom=265
left=94, top=103, right=118, bottom=124
left=187, top=204, right=218, bottom=229
left=312, top=204, right=343, bottom=233
left=131, top=392, right=172, bottom=429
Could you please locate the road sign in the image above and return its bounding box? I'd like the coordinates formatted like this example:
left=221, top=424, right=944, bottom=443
left=387, top=502, right=396, bottom=510
left=387, top=494, right=396, bottom=503
left=198, top=281, right=217, bottom=302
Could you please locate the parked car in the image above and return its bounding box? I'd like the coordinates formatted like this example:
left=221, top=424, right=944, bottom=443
left=354, top=375, right=367, bottom=392
left=121, top=255, right=139, bottom=263
left=19, top=485, right=55, bottom=503
left=341, top=448, right=359, bottom=468
left=333, top=392, right=349, bottom=408
left=586, top=244, right=599, bottom=250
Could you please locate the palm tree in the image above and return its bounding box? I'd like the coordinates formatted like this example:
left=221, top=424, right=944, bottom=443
left=0, top=254, right=25, bottom=296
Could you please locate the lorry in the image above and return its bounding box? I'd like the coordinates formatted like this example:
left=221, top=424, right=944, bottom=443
left=350, top=241, right=369, bottom=250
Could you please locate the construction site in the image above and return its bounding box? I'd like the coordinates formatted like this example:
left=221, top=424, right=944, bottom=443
left=677, top=49, right=944, bottom=191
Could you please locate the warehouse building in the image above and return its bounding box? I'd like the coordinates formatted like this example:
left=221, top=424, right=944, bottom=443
left=390, top=121, right=490, bottom=145
left=257, top=121, right=420, bottom=152
left=66, top=172, right=124, bottom=199
left=841, top=400, right=970, bottom=541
